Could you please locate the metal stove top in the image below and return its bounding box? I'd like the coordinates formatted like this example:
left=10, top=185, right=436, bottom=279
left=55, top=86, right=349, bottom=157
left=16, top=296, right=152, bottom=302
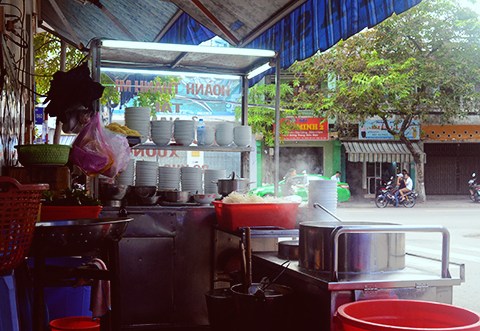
left=253, top=251, right=464, bottom=291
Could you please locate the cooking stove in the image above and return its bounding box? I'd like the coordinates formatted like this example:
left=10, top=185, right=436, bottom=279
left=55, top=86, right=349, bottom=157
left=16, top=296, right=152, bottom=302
left=252, top=246, right=464, bottom=331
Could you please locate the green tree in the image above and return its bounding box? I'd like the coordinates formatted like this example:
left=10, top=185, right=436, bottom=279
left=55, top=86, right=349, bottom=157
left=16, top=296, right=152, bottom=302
left=290, top=0, right=480, bottom=201
left=34, top=32, right=85, bottom=102
left=236, top=82, right=297, bottom=146
left=34, top=32, right=120, bottom=115
left=235, top=82, right=298, bottom=184
left=134, top=76, right=180, bottom=118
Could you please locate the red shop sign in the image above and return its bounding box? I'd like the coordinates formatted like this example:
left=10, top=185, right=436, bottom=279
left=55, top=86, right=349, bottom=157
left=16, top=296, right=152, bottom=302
left=280, top=117, right=329, bottom=141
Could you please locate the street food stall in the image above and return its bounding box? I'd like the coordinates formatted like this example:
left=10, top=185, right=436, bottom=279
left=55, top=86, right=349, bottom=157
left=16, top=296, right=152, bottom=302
left=3, top=1, right=474, bottom=330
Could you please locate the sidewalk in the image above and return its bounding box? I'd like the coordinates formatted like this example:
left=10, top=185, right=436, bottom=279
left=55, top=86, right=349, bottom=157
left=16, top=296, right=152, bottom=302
left=338, top=195, right=478, bottom=208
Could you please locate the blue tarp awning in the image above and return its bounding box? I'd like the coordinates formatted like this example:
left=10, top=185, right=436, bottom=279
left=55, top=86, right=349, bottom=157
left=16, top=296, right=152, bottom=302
left=40, top=0, right=422, bottom=80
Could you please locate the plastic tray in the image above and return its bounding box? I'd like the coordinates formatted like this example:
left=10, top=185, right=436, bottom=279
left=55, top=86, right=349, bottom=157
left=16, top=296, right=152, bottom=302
left=40, top=205, right=102, bottom=221
left=213, top=201, right=299, bottom=231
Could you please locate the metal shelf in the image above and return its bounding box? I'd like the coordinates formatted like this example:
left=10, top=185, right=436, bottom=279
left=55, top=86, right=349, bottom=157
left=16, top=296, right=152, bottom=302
left=214, top=225, right=299, bottom=239
left=132, top=142, right=252, bottom=152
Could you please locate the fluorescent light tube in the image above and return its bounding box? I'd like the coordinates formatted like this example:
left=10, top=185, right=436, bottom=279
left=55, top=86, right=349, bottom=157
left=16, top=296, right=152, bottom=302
left=247, top=62, right=273, bottom=79
left=101, top=67, right=241, bottom=80
left=101, top=40, right=276, bottom=58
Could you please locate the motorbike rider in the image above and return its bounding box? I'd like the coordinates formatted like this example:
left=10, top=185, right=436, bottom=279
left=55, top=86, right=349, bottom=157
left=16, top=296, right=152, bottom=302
left=283, top=168, right=297, bottom=196
left=398, top=172, right=413, bottom=203
left=393, top=173, right=404, bottom=207
left=468, top=172, right=479, bottom=202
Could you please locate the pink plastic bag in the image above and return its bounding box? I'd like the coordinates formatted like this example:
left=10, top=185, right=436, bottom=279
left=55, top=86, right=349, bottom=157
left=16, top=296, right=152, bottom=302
left=101, top=128, right=131, bottom=178
left=70, top=113, right=131, bottom=177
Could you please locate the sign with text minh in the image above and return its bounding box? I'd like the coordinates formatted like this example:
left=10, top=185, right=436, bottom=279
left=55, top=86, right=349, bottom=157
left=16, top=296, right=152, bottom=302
left=281, top=117, right=329, bottom=141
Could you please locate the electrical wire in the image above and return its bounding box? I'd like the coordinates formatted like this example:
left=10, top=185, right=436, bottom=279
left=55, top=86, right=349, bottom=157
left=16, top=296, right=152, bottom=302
left=0, top=0, right=29, bottom=165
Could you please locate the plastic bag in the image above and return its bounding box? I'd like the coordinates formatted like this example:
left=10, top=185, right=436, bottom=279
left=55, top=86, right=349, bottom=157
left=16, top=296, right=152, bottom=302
left=101, top=128, right=131, bottom=178
left=70, top=113, right=131, bottom=177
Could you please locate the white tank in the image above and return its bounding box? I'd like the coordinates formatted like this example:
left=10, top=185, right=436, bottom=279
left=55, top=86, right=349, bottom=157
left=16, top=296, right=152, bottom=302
left=308, top=179, right=338, bottom=221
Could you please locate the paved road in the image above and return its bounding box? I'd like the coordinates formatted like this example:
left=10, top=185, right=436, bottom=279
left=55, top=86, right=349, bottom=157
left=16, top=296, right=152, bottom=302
left=335, top=198, right=480, bottom=312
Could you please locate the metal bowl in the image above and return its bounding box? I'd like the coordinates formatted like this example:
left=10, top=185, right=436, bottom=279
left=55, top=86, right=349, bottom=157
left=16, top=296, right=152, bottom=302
left=99, top=183, right=128, bottom=200
left=159, top=190, right=190, bottom=203
left=30, top=217, right=132, bottom=256
left=193, top=193, right=217, bottom=205
left=131, top=186, right=157, bottom=198
left=137, top=194, right=160, bottom=205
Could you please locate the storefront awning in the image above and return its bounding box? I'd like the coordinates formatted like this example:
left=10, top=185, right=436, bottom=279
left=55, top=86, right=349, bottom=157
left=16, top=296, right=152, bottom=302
left=343, top=141, right=425, bottom=163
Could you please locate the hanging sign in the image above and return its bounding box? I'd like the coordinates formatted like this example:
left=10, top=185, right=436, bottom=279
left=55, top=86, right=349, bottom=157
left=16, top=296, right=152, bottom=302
left=281, top=117, right=329, bottom=141
left=358, top=117, right=420, bottom=140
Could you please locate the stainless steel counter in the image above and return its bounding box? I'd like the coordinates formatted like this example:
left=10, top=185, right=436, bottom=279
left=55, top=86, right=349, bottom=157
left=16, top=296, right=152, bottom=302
left=252, top=251, right=464, bottom=331
left=101, top=205, right=216, bottom=330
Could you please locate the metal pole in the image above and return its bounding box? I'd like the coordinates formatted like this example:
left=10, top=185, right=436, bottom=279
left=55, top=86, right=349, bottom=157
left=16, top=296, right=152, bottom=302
left=274, top=54, right=281, bottom=196
left=241, top=76, right=248, bottom=125
left=241, top=76, right=249, bottom=179
left=90, top=40, right=101, bottom=199
left=53, top=41, right=67, bottom=144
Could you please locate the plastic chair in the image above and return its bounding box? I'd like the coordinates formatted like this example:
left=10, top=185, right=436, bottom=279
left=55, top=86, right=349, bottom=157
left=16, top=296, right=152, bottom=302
left=0, top=176, right=48, bottom=331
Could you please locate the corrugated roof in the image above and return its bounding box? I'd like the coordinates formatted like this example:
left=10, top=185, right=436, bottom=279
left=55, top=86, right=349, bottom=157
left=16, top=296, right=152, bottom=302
left=39, top=0, right=422, bottom=82
left=343, top=141, right=425, bottom=163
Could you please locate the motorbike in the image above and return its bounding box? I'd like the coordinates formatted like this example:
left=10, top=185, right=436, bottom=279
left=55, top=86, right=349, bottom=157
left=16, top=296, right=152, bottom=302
left=375, top=177, right=418, bottom=208
left=468, top=172, right=480, bottom=202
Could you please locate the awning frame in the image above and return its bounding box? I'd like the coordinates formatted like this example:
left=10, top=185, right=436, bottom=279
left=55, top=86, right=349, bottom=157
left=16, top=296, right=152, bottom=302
left=343, top=140, right=426, bottom=163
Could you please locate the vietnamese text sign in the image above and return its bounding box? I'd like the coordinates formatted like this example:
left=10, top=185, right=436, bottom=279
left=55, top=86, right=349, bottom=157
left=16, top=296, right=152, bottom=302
left=359, top=118, right=420, bottom=140
left=281, top=117, right=329, bottom=141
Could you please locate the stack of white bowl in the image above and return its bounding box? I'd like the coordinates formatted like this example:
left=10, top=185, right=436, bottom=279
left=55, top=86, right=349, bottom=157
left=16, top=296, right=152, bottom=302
left=180, top=167, right=203, bottom=193
left=308, top=179, right=338, bottom=221
left=203, top=126, right=216, bottom=146
left=204, top=169, right=226, bottom=194
left=151, top=120, right=173, bottom=146
left=215, top=122, right=234, bottom=146
left=125, top=107, right=151, bottom=143
left=233, top=125, right=252, bottom=147
left=158, top=166, right=181, bottom=190
left=173, top=120, right=195, bottom=146
left=135, top=160, right=158, bottom=187
left=116, top=158, right=135, bottom=186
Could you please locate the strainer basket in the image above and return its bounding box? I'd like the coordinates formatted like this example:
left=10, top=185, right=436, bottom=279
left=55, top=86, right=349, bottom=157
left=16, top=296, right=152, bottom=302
left=15, top=144, right=71, bottom=166
left=0, top=176, right=49, bottom=275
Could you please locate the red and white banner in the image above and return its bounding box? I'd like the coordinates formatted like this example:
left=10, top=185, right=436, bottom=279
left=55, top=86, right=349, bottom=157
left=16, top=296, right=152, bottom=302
left=281, top=117, right=329, bottom=141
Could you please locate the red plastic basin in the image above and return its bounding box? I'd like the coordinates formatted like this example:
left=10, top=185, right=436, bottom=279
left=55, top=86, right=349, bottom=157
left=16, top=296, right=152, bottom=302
left=41, top=205, right=103, bottom=221
left=49, top=316, right=99, bottom=331
left=213, top=201, right=299, bottom=231
left=336, top=299, right=480, bottom=331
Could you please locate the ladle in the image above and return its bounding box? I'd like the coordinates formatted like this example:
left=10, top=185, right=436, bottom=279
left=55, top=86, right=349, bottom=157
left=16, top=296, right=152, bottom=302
left=313, top=203, right=343, bottom=222
left=253, top=260, right=290, bottom=297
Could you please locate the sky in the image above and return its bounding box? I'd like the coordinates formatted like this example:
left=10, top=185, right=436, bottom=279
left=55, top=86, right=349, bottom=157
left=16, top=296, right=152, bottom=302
left=457, top=0, right=480, bottom=13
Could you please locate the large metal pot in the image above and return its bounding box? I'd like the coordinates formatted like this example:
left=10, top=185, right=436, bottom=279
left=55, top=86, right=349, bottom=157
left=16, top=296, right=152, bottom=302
left=298, top=221, right=406, bottom=275
left=31, top=217, right=133, bottom=256
left=158, top=189, right=190, bottom=203
left=216, top=172, right=252, bottom=196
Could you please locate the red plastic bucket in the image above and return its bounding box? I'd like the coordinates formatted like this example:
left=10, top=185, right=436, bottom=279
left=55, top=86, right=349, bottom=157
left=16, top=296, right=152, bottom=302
left=49, top=316, right=100, bottom=331
left=336, top=300, right=480, bottom=331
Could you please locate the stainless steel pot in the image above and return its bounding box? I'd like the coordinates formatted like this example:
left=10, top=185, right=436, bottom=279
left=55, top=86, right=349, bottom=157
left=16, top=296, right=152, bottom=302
left=31, top=217, right=132, bottom=256
left=278, top=240, right=299, bottom=260
left=298, top=221, right=406, bottom=275
left=216, top=178, right=250, bottom=196
left=158, top=190, right=190, bottom=203
left=215, top=172, right=252, bottom=196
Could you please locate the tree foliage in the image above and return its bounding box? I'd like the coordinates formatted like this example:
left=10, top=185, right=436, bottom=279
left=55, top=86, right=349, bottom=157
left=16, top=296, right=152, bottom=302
left=34, top=32, right=120, bottom=111
left=134, top=76, right=180, bottom=118
left=34, top=32, right=86, bottom=103
left=236, top=82, right=297, bottom=146
left=289, top=0, right=480, bottom=200
left=291, top=0, right=480, bottom=130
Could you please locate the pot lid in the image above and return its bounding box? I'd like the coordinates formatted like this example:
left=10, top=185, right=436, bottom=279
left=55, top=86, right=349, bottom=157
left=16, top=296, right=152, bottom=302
left=299, top=221, right=400, bottom=228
